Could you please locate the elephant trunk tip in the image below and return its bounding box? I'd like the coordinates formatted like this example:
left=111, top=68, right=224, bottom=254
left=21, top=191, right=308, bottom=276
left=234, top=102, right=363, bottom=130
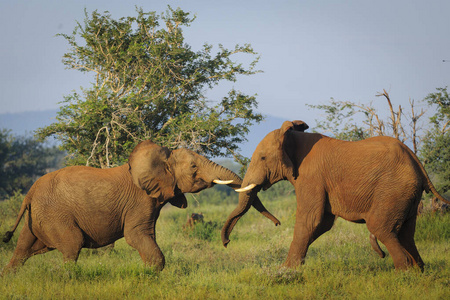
left=3, top=231, right=13, bottom=243
left=222, top=239, right=230, bottom=248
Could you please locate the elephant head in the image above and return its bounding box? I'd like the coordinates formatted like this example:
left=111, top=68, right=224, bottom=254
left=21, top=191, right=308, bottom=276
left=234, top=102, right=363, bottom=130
left=221, top=121, right=308, bottom=246
left=128, top=140, right=241, bottom=207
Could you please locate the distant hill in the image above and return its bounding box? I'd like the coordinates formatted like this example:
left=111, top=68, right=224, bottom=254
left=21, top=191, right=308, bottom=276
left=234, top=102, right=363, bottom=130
left=0, top=109, right=287, bottom=158
left=0, top=109, right=59, bottom=137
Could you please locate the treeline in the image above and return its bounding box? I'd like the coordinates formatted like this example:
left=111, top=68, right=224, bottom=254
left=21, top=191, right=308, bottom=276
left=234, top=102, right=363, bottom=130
left=0, top=129, right=64, bottom=200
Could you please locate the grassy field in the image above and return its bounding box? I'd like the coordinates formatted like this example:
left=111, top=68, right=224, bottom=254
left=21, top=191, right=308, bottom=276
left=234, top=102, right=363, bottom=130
left=0, top=192, right=449, bottom=299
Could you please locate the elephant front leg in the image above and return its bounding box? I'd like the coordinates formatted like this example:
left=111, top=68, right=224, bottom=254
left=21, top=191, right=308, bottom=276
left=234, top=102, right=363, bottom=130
left=283, top=208, right=335, bottom=269
left=124, top=226, right=165, bottom=272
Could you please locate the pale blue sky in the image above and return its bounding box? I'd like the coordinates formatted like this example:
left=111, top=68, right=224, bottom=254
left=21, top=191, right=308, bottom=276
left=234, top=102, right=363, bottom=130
left=1, top=0, right=449, bottom=128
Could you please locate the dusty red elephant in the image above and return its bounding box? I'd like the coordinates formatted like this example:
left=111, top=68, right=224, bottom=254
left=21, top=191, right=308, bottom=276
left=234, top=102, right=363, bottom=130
left=222, top=120, right=449, bottom=271
left=2, top=140, right=279, bottom=274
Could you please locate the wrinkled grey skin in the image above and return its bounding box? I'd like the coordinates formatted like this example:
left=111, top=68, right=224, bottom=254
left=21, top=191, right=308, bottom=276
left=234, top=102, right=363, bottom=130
left=222, top=121, right=449, bottom=271
left=2, top=140, right=278, bottom=274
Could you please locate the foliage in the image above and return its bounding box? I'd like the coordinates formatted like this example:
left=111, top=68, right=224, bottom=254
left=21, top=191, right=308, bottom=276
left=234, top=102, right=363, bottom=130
left=425, top=87, right=450, bottom=129
left=306, top=99, right=369, bottom=141
left=420, top=87, right=450, bottom=194
left=0, top=130, right=64, bottom=199
left=0, top=192, right=448, bottom=299
left=187, top=220, right=222, bottom=241
left=0, top=191, right=23, bottom=222
left=37, top=7, right=263, bottom=168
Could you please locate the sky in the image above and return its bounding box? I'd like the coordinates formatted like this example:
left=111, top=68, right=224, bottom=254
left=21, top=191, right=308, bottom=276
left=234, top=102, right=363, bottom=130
left=1, top=0, right=450, bottom=129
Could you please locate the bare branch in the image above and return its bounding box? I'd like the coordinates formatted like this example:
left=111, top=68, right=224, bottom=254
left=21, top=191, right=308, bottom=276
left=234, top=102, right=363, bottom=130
left=86, top=126, right=110, bottom=168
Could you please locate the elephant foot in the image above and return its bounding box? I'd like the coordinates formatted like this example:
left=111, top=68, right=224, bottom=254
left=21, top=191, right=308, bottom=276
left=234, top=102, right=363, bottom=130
left=141, top=249, right=165, bottom=272
left=282, top=256, right=305, bottom=269
left=145, top=257, right=165, bottom=272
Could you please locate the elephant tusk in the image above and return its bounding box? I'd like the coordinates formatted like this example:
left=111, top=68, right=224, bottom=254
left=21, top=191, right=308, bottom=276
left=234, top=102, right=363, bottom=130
left=235, top=184, right=257, bottom=193
left=213, top=179, right=234, bottom=185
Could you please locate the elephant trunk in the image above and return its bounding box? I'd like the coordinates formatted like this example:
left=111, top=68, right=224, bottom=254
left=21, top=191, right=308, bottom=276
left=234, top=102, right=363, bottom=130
left=221, top=188, right=256, bottom=247
left=200, top=159, right=281, bottom=247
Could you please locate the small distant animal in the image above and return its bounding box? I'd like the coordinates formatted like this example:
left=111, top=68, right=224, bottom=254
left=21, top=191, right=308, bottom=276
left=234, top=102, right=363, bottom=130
left=184, top=213, right=204, bottom=229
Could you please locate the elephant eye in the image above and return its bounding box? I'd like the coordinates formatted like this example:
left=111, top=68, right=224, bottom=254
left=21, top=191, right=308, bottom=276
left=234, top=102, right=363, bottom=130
left=260, top=156, right=266, bottom=161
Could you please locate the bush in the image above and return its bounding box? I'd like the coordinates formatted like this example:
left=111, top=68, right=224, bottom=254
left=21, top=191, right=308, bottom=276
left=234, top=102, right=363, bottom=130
left=187, top=221, right=222, bottom=241
left=0, top=191, right=23, bottom=222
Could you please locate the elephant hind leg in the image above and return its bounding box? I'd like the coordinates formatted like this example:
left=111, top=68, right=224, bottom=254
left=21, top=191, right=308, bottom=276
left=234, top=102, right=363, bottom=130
left=2, top=221, right=40, bottom=274
left=398, top=217, right=424, bottom=271
left=368, top=222, right=419, bottom=271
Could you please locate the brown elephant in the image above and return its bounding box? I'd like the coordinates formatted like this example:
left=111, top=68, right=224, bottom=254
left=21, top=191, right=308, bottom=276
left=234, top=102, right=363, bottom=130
left=2, top=140, right=279, bottom=274
left=222, top=120, right=449, bottom=271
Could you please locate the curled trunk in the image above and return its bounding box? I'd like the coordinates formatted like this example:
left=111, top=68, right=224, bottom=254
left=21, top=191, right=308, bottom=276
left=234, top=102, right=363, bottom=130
left=201, top=159, right=280, bottom=239
left=221, top=185, right=280, bottom=247
left=221, top=189, right=255, bottom=247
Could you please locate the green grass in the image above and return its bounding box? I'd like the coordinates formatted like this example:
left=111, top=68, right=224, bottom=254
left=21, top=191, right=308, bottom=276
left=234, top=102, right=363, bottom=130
left=0, top=194, right=449, bottom=299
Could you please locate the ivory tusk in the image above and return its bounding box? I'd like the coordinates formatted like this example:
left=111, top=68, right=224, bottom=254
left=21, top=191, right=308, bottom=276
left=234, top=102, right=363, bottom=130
left=235, top=183, right=257, bottom=193
left=213, top=179, right=234, bottom=185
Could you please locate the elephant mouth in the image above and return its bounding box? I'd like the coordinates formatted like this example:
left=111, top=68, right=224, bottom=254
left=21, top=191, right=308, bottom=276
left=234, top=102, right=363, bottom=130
left=262, top=182, right=273, bottom=191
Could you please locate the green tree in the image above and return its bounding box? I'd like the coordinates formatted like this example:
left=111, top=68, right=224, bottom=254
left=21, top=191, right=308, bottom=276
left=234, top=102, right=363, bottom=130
left=306, top=99, right=369, bottom=141
left=37, top=7, right=262, bottom=168
left=420, top=87, right=450, bottom=194
left=0, top=130, right=64, bottom=199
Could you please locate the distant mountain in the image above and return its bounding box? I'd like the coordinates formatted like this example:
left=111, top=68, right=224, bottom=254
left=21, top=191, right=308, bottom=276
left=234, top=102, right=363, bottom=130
left=0, top=109, right=59, bottom=137
left=0, top=109, right=287, bottom=158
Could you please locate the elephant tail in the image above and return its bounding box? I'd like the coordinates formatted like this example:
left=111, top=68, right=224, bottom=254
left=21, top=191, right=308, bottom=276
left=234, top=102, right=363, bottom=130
left=425, top=181, right=450, bottom=205
left=405, top=145, right=450, bottom=205
left=3, top=190, right=33, bottom=243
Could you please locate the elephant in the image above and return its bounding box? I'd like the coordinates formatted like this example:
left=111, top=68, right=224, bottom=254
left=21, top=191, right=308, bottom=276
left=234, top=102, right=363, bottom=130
left=222, top=120, right=449, bottom=271
left=2, top=140, right=280, bottom=274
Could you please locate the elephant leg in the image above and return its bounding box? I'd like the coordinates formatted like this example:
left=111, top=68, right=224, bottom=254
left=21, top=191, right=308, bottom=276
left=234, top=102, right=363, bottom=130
left=3, top=221, right=38, bottom=273
left=124, top=229, right=165, bottom=271
left=283, top=208, right=334, bottom=268
left=379, top=235, right=416, bottom=270
left=398, top=217, right=424, bottom=271
left=368, top=220, right=416, bottom=271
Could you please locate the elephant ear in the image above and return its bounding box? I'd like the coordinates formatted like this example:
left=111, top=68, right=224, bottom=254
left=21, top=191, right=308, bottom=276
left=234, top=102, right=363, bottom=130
left=290, top=120, right=309, bottom=132
left=279, top=120, right=308, bottom=179
left=128, top=140, right=176, bottom=202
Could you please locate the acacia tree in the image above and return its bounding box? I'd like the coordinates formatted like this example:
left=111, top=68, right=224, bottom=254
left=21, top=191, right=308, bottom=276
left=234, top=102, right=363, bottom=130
left=37, top=7, right=262, bottom=168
